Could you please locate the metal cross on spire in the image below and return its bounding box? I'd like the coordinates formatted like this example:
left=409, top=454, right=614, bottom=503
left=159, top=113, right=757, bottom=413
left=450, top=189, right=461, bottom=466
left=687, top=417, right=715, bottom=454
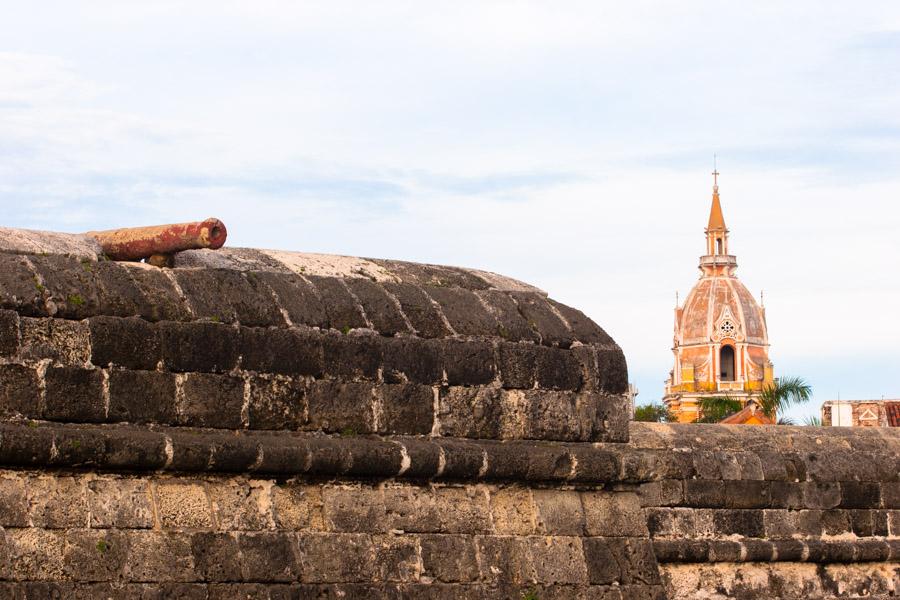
left=712, top=154, right=719, bottom=189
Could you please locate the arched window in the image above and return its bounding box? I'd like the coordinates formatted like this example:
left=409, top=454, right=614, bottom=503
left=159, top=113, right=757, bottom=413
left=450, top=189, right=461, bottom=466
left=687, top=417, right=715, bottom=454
left=719, top=345, right=735, bottom=381
left=716, top=238, right=723, bottom=255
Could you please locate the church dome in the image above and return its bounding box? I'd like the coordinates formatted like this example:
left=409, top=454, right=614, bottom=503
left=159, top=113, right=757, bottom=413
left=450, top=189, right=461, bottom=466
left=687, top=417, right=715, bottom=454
left=677, top=275, right=767, bottom=347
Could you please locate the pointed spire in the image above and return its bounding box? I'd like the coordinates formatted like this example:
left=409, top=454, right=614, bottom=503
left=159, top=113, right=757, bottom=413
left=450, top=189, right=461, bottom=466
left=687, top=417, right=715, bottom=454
left=707, top=165, right=726, bottom=231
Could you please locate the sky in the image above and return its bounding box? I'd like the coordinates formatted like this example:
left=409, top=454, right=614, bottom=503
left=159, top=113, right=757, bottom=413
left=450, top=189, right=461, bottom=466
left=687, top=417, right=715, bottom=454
left=1, top=2, right=899, bottom=423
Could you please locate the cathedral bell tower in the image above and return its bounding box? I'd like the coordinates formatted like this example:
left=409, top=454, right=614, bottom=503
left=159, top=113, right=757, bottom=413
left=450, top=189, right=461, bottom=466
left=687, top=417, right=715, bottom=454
left=663, top=172, right=774, bottom=423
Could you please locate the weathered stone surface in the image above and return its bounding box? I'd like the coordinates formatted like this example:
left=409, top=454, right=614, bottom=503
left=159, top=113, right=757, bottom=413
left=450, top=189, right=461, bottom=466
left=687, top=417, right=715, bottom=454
left=29, top=255, right=102, bottom=320
left=44, top=367, right=105, bottom=423
left=381, top=282, right=452, bottom=339
left=424, top=286, right=498, bottom=337
left=174, top=268, right=285, bottom=327
left=178, top=373, right=244, bottom=429
left=438, top=386, right=502, bottom=439
left=345, top=278, right=411, bottom=336
left=379, top=384, right=434, bottom=435
left=306, top=381, right=375, bottom=434
left=307, top=276, right=368, bottom=332
left=155, top=481, right=213, bottom=529
left=252, top=271, right=328, bottom=329
left=0, top=309, right=19, bottom=356
left=20, top=317, right=91, bottom=364
left=89, top=316, right=160, bottom=370
left=160, top=321, right=240, bottom=373
left=108, top=369, right=177, bottom=424
left=0, top=364, right=41, bottom=419
left=246, top=375, right=306, bottom=430
left=240, top=326, right=323, bottom=377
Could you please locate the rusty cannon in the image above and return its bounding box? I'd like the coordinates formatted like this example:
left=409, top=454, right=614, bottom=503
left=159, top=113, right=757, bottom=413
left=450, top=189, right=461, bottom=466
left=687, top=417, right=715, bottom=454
left=87, top=218, right=227, bottom=267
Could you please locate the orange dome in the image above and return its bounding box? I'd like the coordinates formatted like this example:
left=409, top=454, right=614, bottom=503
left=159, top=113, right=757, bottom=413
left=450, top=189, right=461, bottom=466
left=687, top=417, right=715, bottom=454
left=677, top=276, right=767, bottom=347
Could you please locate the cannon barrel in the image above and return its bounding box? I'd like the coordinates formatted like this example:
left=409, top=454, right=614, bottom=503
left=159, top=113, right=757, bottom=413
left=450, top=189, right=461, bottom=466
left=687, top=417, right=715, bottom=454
left=87, top=218, right=227, bottom=261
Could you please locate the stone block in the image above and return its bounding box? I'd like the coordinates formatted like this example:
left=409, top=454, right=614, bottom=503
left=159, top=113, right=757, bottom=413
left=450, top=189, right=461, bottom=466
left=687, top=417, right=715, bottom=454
left=246, top=375, right=306, bottom=430
left=307, top=276, right=368, bottom=331
left=424, top=286, right=498, bottom=337
left=178, top=373, right=244, bottom=429
left=510, top=292, right=574, bottom=347
left=475, top=536, right=535, bottom=584
left=154, top=481, right=213, bottom=529
left=477, top=289, right=541, bottom=343
left=533, top=489, right=585, bottom=535
left=20, top=317, right=91, bottom=364
left=297, top=533, right=374, bottom=583
left=882, top=482, right=900, bottom=509
left=0, top=364, right=41, bottom=419
left=306, top=381, right=375, bottom=434
left=122, top=265, right=192, bottom=322
left=87, top=477, right=154, bottom=529
left=434, top=486, right=492, bottom=533
left=527, top=537, right=588, bottom=584
left=381, top=282, right=452, bottom=339
left=272, top=484, right=324, bottom=531
left=208, top=481, right=272, bottom=531
left=371, top=535, right=419, bottom=582
left=0, top=309, right=19, bottom=356
left=582, top=492, right=647, bottom=537
left=684, top=480, right=725, bottom=508
left=840, top=481, right=881, bottom=509
left=638, top=480, right=684, bottom=507
left=174, top=268, right=284, bottom=327
left=89, top=316, right=160, bottom=370
left=239, top=532, right=299, bottom=582
left=498, top=343, right=537, bottom=389
left=108, top=369, right=177, bottom=424
left=322, top=484, right=386, bottom=533
left=768, top=481, right=804, bottom=509
left=821, top=509, right=851, bottom=535
left=441, top=339, right=496, bottom=386
left=5, top=529, right=67, bottom=580
left=724, top=480, right=771, bottom=509
left=345, top=278, right=411, bottom=336
left=240, top=327, right=323, bottom=377
left=252, top=272, right=329, bottom=329
left=160, top=321, right=240, bottom=373
left=523, top=389, right=581, bottom=441
left=380, top=337, right=442, bottom=385
left=713, top=509, right=764, bottom=537
left=489, top=486, right=536, bottom=535
left=569, top=447, right=621, bottom=482
left=29, top=254, right=101, bottom=319
left=322, top=332, right=382, bottom=381
left=534, top=346, right=583, bottom=390
left=0, top=253, right=46, bottom=316
left=583, top=538, right=622, bottom=585
left=434, top=439, right=485, bottom=480
left=0, top=473, right=28, bottom=526
left=606, top=539, right=660, bottom=585
left=125, top=532, right=196, bottom=582
left=43, top=367, right=105, bottom=423
left=381, top=485, right=441, bottom=533
left=419, top=534, right=479, bottom=583
left=438, top=386, right=502, bottom=439
left=190, top=532, right=240, bottom=582
left=802, top=481, right=841, bottom=509
left=379, top=384, right=434, bottom=435
left=63, top=529, right=129, bottom=582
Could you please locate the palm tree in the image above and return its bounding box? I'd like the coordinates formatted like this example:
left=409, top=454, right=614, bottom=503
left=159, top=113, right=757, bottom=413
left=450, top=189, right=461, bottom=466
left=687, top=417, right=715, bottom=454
left=803, top=415, right=822, bottom=427
left=758, top=376, right=812, bottom=422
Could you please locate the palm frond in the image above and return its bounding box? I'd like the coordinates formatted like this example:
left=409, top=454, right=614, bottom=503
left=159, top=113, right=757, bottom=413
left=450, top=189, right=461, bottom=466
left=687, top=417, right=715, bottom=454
left=803, top=415, right=822, bottom=427
left=759, top=376, right=812, bottom=419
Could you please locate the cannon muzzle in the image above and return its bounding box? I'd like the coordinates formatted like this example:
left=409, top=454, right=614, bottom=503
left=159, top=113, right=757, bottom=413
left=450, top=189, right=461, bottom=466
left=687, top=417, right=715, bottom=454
left=87, top=218, right=228, bottom=262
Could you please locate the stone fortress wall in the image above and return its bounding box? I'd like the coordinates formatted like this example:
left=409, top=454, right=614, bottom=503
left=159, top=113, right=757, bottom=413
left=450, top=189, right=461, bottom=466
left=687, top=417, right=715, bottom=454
left=0, top=227, right=897, bottom=599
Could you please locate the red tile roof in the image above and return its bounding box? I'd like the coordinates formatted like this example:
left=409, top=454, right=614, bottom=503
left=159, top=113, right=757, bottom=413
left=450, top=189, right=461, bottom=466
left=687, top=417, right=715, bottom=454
left=887, top=402, right=900, bottom=427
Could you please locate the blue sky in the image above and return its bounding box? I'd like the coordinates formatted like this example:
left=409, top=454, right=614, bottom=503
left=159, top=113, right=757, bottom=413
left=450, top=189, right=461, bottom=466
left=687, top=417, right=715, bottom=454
left=2, top=2, right=899, bottom=422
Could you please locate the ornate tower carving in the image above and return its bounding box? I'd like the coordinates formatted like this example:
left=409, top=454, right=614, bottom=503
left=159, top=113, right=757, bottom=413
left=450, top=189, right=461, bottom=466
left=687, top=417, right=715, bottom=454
left=663, top=173, right=774, bottom=422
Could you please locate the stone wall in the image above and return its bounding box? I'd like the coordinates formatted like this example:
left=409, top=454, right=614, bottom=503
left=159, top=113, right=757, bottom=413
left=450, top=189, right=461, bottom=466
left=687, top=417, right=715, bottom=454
left=0, top=230, right=898, bottom=599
